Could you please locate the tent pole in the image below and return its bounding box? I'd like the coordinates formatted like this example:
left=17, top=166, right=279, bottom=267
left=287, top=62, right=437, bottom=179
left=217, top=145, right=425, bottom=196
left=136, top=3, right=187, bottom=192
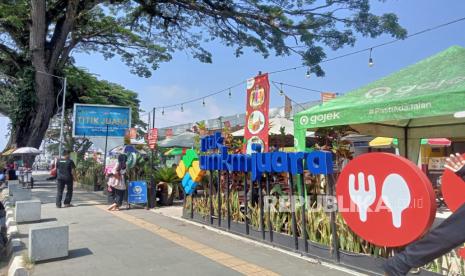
left=404, top=127, right=409, bottom=159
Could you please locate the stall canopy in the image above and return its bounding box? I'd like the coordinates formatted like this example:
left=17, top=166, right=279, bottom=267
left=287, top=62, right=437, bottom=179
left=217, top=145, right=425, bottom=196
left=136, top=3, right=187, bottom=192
left=158, top=132, right=196, bottom=148
left=232, top=117, right=314, bottom=137
left=294, top=46, right=465, bottom=164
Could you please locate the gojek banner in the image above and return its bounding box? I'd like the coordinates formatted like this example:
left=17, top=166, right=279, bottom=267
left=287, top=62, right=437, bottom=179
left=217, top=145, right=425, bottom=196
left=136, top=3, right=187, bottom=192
left=243, top=74, right=270, bottom=154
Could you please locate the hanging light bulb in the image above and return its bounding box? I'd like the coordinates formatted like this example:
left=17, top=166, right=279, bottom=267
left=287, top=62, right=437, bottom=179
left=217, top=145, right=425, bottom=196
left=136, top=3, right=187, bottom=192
left=228, top=89, right=232, bottom=99
left=202, top=98, right=206, bottom=107
left=181, top=104, right=184, bottom=112
left=306, top=68, right=311, bottom=78
left=368, top=48, right=374, bottom=67
left=279, top=83, right=284, bottom=96
left=162, top=108, right=165, bottom=116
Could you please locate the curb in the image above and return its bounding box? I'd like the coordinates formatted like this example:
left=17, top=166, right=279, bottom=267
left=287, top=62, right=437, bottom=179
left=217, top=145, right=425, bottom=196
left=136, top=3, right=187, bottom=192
left=150, top=209, right=367, bottom=276
left=4, top=196, right=29, bottom=276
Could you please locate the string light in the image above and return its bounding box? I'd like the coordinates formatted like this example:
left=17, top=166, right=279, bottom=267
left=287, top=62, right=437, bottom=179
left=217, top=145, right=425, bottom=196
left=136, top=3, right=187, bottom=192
left=162, top=108, right=165, bottom=116
left=368, top=48, right=374, bottom=67
left=279, top=83, right=284, bottom=96
left=202, top=98, right=206, bottom=107
left=145, top=17, right=465, bottom=113
left=181, top=104, right=184, bottom=112
left=305, top=68, right=311, bottom=78
left=228, top=89, right=232, bottom=99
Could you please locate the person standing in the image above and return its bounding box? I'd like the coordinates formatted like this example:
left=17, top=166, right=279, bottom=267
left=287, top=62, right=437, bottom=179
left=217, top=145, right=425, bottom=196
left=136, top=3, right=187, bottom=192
left=56, top=150, right=76, bottom=208
left=384, top=153, right=465, bottom=276
left=107, top=155, right=127, bottom=211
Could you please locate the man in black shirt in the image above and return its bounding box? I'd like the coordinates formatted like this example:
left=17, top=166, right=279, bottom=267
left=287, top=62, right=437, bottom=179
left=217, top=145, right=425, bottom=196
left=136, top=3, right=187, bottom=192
left=56, top=150, right=76, bottom=208
left=384, top=153, right=465, bottom=275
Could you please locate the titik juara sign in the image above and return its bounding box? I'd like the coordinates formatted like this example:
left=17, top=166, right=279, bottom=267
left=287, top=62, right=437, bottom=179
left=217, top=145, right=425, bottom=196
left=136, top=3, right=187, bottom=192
left=200, top=132, right=333, bottom=179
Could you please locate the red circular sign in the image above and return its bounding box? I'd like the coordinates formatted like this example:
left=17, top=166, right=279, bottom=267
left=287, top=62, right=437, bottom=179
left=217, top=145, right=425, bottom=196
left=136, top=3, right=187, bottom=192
left=336, top=153, right=436, bottom=247
left=442, top=153, right=465, bottom=212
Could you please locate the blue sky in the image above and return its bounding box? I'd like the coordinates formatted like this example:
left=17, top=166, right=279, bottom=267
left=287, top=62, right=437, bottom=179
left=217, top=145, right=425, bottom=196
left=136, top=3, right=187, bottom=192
left=2, top=0, right=465, bottom=149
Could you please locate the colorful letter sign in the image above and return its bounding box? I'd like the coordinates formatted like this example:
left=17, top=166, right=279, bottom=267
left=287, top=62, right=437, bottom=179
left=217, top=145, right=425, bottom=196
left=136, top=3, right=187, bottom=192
left=336, top=153, right=436, bottom=247
left=73, top=104, right=131, bottom=137
left=244, top=74, right=270, bottom=154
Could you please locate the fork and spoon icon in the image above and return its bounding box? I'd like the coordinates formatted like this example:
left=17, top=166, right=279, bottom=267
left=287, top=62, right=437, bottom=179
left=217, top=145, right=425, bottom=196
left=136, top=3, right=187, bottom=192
left=348, top=172, right=411, bottom=228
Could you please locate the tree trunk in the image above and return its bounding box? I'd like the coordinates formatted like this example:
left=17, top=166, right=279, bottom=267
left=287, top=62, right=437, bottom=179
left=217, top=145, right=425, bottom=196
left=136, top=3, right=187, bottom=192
left=11, top=75, right=55, bottom=148
left=9, top=0, right=57, bottom=149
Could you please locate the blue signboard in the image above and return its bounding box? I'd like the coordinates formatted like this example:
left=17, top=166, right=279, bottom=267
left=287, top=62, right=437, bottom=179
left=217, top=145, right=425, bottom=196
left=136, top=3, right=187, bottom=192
left=128, top=181, right=148, bottom=204
left=73, top=104, right=131, bottom=137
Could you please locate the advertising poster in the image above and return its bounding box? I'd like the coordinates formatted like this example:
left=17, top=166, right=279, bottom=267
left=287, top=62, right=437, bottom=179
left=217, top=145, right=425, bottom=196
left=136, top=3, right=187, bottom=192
left=243, top=74, right=270, bottom=154
left=147, top=128, right=158, bottom=149
left=73, top=104, right=131, bottom=137
left=128, top=181, right=148, bottom=204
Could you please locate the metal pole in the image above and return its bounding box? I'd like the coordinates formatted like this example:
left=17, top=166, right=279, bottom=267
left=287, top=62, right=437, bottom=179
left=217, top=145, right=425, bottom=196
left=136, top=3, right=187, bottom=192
left=258, top=179, right=265, bottom=240
left=150, top=109, right=156, bottom=209
left=266, top=173, right=273, bottom=242
left=244, top=173, right=249, bottom=235
left=299, top=173, right=308, bottom=252
left=329, top=174, right=340, bottom=262
left=58, top=77, right=67, bottom=159
left=209, top=170, right=214, bottom=225
left=288, top=174, right=298, bottom=250
left=226, top=171, right=231, bottom=230
left=190, top=193, right=194, bottom=219
left=102, top=124, right=109, bottom=174
left=217, top=172, right=221, bottom=227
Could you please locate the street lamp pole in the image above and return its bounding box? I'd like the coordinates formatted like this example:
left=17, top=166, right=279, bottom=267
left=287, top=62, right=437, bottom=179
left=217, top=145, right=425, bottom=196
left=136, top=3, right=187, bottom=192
left=58, top=77, right=67, bottom=159
left=36, top=71, right=67, bottom=159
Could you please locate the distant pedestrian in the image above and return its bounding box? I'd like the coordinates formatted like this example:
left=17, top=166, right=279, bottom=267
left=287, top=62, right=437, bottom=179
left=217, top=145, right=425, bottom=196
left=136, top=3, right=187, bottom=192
left=56, top=150, right=76, bottom=208
left=107, top=155, right=127, bottom=211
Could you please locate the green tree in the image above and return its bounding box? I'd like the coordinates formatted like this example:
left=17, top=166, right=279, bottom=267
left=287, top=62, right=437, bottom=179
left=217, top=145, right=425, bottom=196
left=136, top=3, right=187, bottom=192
left=0, top=0, right=406, bottom=149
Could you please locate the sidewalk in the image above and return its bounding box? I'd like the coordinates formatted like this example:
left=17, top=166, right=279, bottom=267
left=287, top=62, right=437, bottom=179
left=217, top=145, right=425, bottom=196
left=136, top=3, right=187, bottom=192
left=15, top=174, right=360, bottom=276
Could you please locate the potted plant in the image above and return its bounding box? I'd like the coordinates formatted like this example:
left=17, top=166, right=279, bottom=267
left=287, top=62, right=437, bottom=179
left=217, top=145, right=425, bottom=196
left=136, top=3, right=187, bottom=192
left=154, top=167, right=181, bottom=206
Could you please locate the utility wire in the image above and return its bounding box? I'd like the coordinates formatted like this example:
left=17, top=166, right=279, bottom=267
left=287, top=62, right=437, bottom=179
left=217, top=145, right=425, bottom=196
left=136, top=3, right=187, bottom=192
left=145, top=16, right=465, bottom=116
left=271, top=81, right=325, bottom=93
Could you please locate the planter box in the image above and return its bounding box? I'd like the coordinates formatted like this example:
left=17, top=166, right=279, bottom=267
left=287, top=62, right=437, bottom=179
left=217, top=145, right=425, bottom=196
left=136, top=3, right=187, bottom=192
left=182, top=210, right=441, bottom=276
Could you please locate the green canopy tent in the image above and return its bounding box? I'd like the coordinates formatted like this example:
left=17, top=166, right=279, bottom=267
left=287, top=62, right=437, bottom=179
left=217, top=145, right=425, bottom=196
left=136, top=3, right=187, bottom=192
left=294, top=46, right=465, bottom=164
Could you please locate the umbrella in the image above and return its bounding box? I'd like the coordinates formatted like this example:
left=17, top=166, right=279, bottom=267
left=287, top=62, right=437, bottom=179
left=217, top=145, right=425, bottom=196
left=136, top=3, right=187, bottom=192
left=109, top=145, right=138, bottom=156
left=11, top=147, right=41, bottom=155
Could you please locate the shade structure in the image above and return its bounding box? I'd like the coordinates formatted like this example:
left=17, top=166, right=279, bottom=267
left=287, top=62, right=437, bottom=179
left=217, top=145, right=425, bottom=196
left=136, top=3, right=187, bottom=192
left=1, top=148, right=16, bottom=156
left=109, top=145, right=138, bottom=156
left=164, top=148, right=186, bottom=156
left=294, top=46, right=465, bottom=164
left=369, top=137, right=398, bottom=147
left=232, top=117, right=314, bottom=137
left=11, top=147, right=41, bottom=155
left=158, top=132, right=196, bottom=148
left=420, top=138, right=451, bottom=146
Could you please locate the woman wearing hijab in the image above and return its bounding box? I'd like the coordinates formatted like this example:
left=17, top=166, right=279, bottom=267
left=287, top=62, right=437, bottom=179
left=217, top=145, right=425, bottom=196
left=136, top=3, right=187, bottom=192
left=107, top=154, right=127, bottom=211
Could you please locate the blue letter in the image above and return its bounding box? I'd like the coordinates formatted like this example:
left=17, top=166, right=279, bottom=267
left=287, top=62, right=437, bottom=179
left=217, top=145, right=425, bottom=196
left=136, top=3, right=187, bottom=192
left=271, top=152, right=288, bottom=173
left=288, top=152, right=305, bottom=175
left=200, top=155, right=208, bottom=170
left=306, top=151, right=333, bottom=175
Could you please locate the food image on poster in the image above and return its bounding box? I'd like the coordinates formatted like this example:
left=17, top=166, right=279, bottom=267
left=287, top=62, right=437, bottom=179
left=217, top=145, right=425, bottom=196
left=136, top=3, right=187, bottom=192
left=249, top=87, right=265, bottom=108
left=243, top=74, right=270, bottom=153
left=247, top=111, right=265, bottom=134
left=246, top=136, right=264, bottom=154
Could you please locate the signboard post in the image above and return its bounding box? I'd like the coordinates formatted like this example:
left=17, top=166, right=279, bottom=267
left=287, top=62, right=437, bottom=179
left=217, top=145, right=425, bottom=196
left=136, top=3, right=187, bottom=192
left=73, top=104, right=131, bottom=187
left=128, top=181, right=148, bottom=208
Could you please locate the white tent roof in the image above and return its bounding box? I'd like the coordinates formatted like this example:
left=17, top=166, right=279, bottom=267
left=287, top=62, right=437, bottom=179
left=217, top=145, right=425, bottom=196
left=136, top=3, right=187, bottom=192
left=158, top=132, right=196, bottom=148
left=232, top=117, right=314, bottom=137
